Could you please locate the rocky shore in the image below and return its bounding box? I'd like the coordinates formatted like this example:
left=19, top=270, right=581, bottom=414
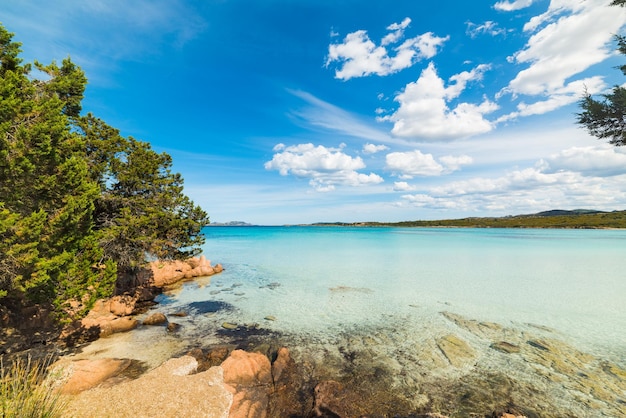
left=4, top=257, right=626, bottom=417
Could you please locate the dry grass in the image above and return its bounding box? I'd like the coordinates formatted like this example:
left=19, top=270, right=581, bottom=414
left=0, top=356, right=67, bottom=418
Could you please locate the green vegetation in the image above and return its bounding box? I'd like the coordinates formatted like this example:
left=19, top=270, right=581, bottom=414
left=576, top=0, right=626, bottom=145
left=316, top=210, right=626, bottom=229
left=0, top=356, right=66, bottom=418
left=0, top=25, right=208, bottom=318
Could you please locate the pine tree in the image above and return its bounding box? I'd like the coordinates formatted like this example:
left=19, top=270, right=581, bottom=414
left=0, top=24, right=209, bottom=318
left=576, top=1, right=626, bottom=145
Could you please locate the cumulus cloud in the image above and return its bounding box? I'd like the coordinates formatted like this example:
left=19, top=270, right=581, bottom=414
left=493, top=0, right=535, bottom=12
left=380, top=62, right=497, bottom=140
left=385, top=150, right=472, bottom=178
left=326, top=18, right=449, bottom=80
left=393, top=181, right=417, bottom=191
left=386, top=150, right=444, bottom=178
left=543, top=145, right=626, bottom=177
left=363, top=143, right=389, bottom=154
left=397, top=144, right=626, bottom=213
left=265, top=143, right=383, bottom=191
left=440, top=155, right=474, bottom=171
left=501, top=0, right=625, bottom=109
left=466, top=21, right=506, bottom=38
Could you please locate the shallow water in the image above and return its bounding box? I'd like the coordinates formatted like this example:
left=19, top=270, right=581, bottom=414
left=82, top=227, right=626, bottom=416
left=172, top=227, right=625, bottom=355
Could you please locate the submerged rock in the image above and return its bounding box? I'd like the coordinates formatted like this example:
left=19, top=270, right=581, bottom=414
left=491, top=341, right=521, bottom=354
left=436, top=334, right=477, bottom=367
left=166, top=322, right=181, bottom=332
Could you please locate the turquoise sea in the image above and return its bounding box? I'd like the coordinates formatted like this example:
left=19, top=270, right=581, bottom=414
left=193, top=226, right=625, bottom=353
left=83, top=226, right=626, bottom=416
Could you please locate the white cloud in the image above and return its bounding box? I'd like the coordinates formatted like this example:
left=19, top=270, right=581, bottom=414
left=393, top=181, right=417, bottom=191
left=466, top=21, right=506, bottom=38
left=289, top=90, right=393, bottom=143
left=440, top=155, right=474, bottom=171
left=265, top=143, right=383, bottom=191
left=504, top=0, right=626, bottom=100
left=397, top=144, right=626, bottom=213
left=385, top=150, right=472, bottom=178
left=498, top=76, right=606, bottom=122
left=494, top=0, right=536, bottom=12
left=363, top=143, right=389, bottom=154
left=543, top=145, right=626, bottom=177
left=382, top=17, right=411, bottom=45
left=386, top=150, right=444, bottom=178
left=326, top=18, right=449, bottom=80
left=380, top=62, right=497, bottom=140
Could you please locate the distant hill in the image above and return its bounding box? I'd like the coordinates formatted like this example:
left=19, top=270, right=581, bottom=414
left=314, top=210, right=626, bottom=229
left=207, top=221, right=253, bottom=226
left=521, top=209, right=607, bottom=217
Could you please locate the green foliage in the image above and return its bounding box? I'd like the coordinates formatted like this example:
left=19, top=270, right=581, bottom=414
left=0, top=356, right=67, bottom=418
left=576, top=2, right=626, bottom=145
left=346, top=210, right=626, bottom=229
left=0, top=23, right=208, bottom=319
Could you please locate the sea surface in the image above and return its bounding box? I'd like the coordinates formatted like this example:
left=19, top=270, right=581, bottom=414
left=182, top=226, right=625, bottom=353
left=79, top=226, right=626, bottom=416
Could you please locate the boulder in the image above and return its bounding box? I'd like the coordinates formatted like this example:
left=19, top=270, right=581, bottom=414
left=62, top=356, right=232, bottom=418
left=222, top=349, right=273, bottom=418
left=55, top=358, right=132, bottom=395
left=268, top=347, right=307, bottom=417
left=108, top=295, right=136, bottom=317
left=150, top=256, right=222, bottom=288
left=143, top=312, right=167, bottom=326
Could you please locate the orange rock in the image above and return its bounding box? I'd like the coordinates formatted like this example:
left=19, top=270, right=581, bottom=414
left=56, top=358, right=131, bottom=395
left=222, top=350, right=272, bottom=387
left=108, top=295, right=136, bottom=316
left=222, top=350, right=272, bottom=418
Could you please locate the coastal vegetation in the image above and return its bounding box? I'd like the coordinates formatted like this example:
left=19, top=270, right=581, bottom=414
left=0, top=356, right=66, bottom=418
left=314, top=209, right=626, bottom=228
left=0, top=24, right=208, bottom=320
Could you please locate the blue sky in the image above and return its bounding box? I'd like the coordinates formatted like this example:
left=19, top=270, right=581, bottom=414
left=2, top=0, right=626, bottom=225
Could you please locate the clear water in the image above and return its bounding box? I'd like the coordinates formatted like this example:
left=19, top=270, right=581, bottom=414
left=75, top=226, right=626, bottom=415
left=160, top=226, right=625, bottom=359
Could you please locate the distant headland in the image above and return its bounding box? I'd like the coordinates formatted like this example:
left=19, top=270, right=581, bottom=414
left=309, top=209, right=626, bottom=229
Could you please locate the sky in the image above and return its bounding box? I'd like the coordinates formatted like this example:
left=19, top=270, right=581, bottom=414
left=1, top=0, right=626, bottom=225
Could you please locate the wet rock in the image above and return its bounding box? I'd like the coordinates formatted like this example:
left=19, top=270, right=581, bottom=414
left=143, top=312, right=167, bottom=326
left=313, top=380, right=366, bottom=417
left=526, top=339, right=551, bottom=352
left=269, top=347, right=310, bottom=417
left=436, top=334, right=476, bottom=367
left=441, top=311, right=503, bottom=339
left=167, top=322, right=181, bottom=332
left=491, top=341, right=521, bottom=354
left=207, top=345, right=233, bottom=367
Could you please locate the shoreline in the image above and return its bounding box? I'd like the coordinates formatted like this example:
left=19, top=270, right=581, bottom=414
left=53, top=270, right=626, bottom=418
